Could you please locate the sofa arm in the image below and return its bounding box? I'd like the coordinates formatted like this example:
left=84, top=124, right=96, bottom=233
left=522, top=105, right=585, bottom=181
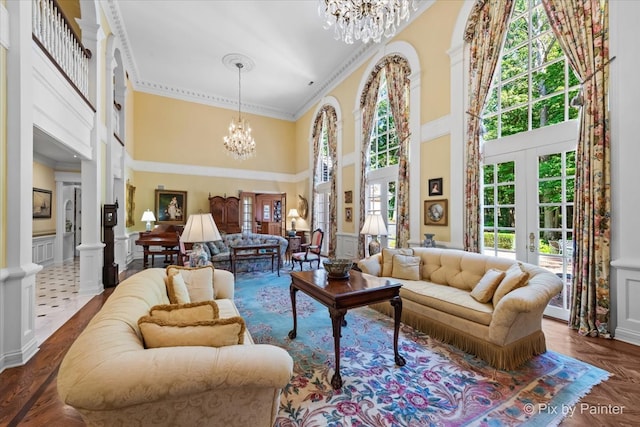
left=489, top=275, right=562, bottom=345
left=357, top=253, right=382, bottom=276
left=214, top=269, right=235, bottom=300
left=58, top=344, right=294, bottom=410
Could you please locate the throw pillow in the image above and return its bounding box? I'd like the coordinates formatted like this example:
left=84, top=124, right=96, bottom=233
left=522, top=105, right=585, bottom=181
left=470, top=268, right=506, bottom=303
left=357, top=255, right=382, bottom=277
left=493, top=263, right=530, bottom=306
left=391, top=254, right=421, bottom=280
left=206, top=241, right=220, bottom=256
left=167, top=271, right=191, bottom=304
left=166, top=265, right=215, bottom=303
left=213, top=240, right=228, bottom=253
left=150, top=301, right=219, bottom=322
left=381, top=248, right=414, bottom=277
left=138, top=316, right=246, bottom=348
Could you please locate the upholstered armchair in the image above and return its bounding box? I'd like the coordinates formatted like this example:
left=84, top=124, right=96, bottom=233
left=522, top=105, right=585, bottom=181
left=291, top=228, right=324, bottom=271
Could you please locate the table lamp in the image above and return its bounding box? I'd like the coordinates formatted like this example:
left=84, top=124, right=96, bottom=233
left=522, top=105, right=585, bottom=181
left=180, top=213, right=222, bottom=267
left=141, top=209, right=156, bottom=232
left=360, top=213, right=388, bottom=256
left=287, top=208, right=300, bottom=237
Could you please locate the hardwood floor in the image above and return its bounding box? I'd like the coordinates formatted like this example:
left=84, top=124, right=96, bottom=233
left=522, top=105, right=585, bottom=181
left=1, top=261, right=638, bottom=426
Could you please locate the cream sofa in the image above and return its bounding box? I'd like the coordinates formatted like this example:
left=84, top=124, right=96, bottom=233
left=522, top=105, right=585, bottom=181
left=57, top=267, right=293, bottom=427
left=357, top=248, right=563, bottom=370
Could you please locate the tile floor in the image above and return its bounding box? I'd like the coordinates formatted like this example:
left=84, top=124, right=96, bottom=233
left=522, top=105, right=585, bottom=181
left=35, top=258, right=93, bottom=345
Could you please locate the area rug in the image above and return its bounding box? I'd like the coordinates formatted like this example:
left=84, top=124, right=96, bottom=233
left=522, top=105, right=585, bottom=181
left=234, top=270, right=609, bottom=427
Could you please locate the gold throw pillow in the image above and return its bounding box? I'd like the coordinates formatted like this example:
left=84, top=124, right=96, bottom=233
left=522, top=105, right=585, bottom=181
left=150, top=301, right=219, bottom=322
left=381, top=248, right=414, bottom=277
left=391, top=254, right=421, bottom=280
left=138, top=316, right=246, bottom=348
left=470, top=268, right=506, bottom=303
left=166, top=265, right=215, bottom=303
left=493, top=263, right=530, bottom=306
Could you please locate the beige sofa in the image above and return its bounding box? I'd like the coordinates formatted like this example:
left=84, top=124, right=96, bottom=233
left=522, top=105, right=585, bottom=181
left=357, top=248, right=563, bottom=370
left=57, top=268, right=293, bottom=427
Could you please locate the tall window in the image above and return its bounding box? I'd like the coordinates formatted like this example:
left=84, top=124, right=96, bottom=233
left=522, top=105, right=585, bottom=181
left=482, top=0, right=580, bottom=140
left=314, top=111, right=331, bottom=254
left=366, top=71, right=398, bottom=248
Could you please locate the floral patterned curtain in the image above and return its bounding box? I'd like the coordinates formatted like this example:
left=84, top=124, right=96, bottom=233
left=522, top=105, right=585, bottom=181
left=326, top=106, right=338, bottom=258
left=542, top=0, right=611, bottom=338
left=310, top=112, right=323, bottom=234
left=385, top=58, right=411, bottom=248
left=358, top=71, right=384, bottom=258
left=463, top=0, right=514, bottom=253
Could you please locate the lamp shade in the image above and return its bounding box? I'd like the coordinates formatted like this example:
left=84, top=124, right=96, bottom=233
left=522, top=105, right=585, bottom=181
left=287, top=208, right=300, bottom=218
left=180, top=213, right=222, bottom=243
left=360, top=213, right=388, bottom=236
left=141, top=209, right=156, bottom=222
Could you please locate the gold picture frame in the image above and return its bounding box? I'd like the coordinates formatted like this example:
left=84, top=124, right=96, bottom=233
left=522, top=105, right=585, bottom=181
left=345, top=207, right=353, bottom=222
left=155, top=189, right=187, bottom=225
left=344, top=190, right=353, bottom=204
left=424, top=199, right=448, bottom=226
left=33, top=188, right=52, bottom=219
left=126, top=180, right=136, bottom=227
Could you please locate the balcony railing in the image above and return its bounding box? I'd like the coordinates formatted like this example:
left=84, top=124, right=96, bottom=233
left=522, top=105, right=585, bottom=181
left=32, top=0, right=91, bottom=105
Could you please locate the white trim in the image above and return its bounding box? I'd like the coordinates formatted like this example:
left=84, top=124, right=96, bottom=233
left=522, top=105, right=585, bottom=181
left=0, top=3, right=9, bottom=49
left=421, top=114, right=451, bottom=142
left=131, top=159, right=300, bottom=183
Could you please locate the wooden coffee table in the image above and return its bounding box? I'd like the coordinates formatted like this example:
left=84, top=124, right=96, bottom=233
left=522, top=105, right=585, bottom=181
left=288, top=269, right=406, bottom=389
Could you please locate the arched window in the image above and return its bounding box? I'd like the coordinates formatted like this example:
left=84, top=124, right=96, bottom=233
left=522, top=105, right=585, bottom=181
left=359, top=55, right=411, bottom=256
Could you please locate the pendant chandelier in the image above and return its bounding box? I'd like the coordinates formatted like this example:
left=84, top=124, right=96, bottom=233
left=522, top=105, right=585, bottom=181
left=318, top=0, right=417, bottom=44
left=223, top=61, right=256, bottom=160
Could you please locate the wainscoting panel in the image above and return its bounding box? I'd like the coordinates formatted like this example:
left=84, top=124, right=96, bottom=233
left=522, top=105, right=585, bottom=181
left=32, top=235, right=55, bottom=266
left=613, top=262, right=640, bottom=346
left=336, top=233, right=359, bottom=260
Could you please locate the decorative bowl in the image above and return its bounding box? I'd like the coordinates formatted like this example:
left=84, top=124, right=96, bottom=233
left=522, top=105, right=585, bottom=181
left=323, top=259, right=354, bottom=279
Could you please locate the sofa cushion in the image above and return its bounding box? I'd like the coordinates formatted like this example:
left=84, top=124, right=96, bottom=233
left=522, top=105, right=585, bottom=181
left=396, top=280, right=494, bottom=326
left=206, top=241, right=220, bottom=255
left=382, top=248, right=413, bottom=277
left=493, top=263, right=530, bottom=306
left=166, top=265, right=215, bottom=302
left=150, top=301, right=219, bottom=322
left=391, top=254, right=421, bottom=280
left=138, top=315, right=246, bottom=348
left=357, top=255, right=382, bottom=277
left=470, top=268, right=506, bottom=303
left=167, top=271, right=191, bottom=304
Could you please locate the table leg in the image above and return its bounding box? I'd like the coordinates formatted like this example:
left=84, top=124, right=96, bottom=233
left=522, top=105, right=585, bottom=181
left=390, top=296, right=406, bottom=366
left=329, top=307, right=347, bottom=389
left=277, top=251, right=281, bottom=277
left=287, top=284, right=298, bottom=339
left=143, top=247, right=149, bottom=268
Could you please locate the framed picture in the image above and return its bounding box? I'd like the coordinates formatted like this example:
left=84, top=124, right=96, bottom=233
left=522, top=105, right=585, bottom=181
left=126, top=180, right=136, bottom=227
left=424, top=199, right=448, bottom=226
left=345, top=207, right=353, bottom=222
left=33, top=188, right=52, bottom=219
left=428, top=178, right=443, bottom=196
left=344, top=190, right=353, bottom=204
left=155, top=189, right=187, bottom=225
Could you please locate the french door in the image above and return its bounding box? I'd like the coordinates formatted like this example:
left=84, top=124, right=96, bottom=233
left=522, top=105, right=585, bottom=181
left=483, top=136, right=575, bottom=320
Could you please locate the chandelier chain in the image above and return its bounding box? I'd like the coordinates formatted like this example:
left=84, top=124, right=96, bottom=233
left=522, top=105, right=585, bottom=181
left=223, top=60, right=256, bottom=160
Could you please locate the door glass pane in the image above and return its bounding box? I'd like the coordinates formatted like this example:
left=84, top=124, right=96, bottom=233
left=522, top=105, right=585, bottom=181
left=537, top=150, right=575, bottom=313
left=482, top=161, right=515, bottom=258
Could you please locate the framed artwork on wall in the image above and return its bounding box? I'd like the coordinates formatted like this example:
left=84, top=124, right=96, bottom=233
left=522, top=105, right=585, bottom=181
left=345, top=207, right=353, bottom=222
left=155, top=189, right=187, bottom=225
left=428, top=178, right=443, bottom=196
left=126, top=180, right=136, bottom=227
left=344, top=190, right=353, bottom=204
left=32, top=188, right=52, bottom=219
left=424, top=199, right=448, bottom=226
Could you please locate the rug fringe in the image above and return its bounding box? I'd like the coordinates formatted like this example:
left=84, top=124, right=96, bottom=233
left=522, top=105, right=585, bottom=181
left=370, top=303, right=547, bottom=370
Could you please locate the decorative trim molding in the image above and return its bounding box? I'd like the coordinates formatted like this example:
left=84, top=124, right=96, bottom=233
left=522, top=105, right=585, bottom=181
left=0, top=3, right=9, bottom=49
left=421, top=114, right=451, bottom=142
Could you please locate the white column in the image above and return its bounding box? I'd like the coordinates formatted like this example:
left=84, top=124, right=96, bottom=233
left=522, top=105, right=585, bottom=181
left=447, top=42, right=465, bottom=249
left=54, top=180, right=65, bottom=264
left=76, top=20, right=105, bottom=296
left=1, top=0, right=42, bottom=372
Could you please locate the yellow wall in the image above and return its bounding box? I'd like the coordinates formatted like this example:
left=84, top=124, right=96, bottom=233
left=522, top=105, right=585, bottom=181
left=133, top=92, right=296, bottom=173
left=32, top=161, right=57, bottom=236
left=130, top=171, right=296, bottom=233
left=421, top=135, right=451, bottom=242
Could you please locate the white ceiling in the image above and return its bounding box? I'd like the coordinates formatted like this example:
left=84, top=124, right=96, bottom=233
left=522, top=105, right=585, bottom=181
left=35, top=0, right=430, bottom=163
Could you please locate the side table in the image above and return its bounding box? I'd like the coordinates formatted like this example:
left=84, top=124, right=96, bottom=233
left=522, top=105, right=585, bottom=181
left=285, top=236, right=301, bottom=265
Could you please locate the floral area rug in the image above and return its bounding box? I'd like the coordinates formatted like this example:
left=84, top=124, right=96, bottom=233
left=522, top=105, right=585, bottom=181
left=234, top=270, right=608, bottom=427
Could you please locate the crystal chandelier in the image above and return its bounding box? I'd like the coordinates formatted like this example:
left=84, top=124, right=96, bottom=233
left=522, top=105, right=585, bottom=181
left=318, top=0, right=417, bottom=44
left=223, top=62, right=256, bottom=160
